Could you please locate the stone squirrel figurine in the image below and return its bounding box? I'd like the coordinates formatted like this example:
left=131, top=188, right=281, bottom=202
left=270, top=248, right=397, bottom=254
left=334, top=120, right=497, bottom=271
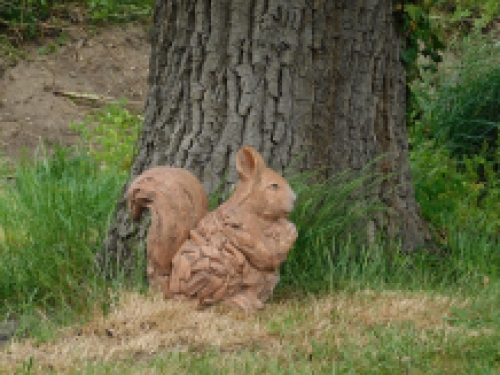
left=127, top=146, right=298, bottom=310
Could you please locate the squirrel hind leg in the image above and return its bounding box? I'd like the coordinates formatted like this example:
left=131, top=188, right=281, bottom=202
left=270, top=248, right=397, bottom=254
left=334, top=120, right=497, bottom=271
left=157, top=275, right=172, bottom=298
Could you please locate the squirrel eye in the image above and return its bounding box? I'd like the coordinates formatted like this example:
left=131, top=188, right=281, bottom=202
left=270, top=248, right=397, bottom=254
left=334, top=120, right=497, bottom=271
left=270, top=183, right=279, bottom=189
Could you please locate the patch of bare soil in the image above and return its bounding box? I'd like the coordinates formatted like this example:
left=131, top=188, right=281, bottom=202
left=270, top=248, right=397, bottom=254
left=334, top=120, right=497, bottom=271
left=0, top=23, right=151, bottom=162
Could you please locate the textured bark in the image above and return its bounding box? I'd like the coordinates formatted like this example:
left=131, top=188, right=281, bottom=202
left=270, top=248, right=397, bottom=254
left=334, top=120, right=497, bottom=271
left=98, top=0, right=433, bottom=276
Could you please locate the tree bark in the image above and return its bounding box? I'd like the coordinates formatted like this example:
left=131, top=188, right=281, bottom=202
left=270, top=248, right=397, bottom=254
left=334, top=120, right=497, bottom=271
left=98, top=0, right=433, bottom=276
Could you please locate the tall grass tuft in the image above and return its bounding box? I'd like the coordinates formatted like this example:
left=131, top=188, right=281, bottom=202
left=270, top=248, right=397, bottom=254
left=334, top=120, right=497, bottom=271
left=0, top=146, right=125, bottom=318
left=279, top=166, right=388, bottom=291
left=413, top=33, right=500, bottom=159
left=279, top=161, right=500, bottom=295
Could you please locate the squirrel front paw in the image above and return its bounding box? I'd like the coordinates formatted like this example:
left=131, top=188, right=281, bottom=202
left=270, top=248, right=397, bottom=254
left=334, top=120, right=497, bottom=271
left=273, top=220, right=298, bottom=247
left=270, top=221, right=297, bottom=263
left=284, top=221, right=298, bottom=239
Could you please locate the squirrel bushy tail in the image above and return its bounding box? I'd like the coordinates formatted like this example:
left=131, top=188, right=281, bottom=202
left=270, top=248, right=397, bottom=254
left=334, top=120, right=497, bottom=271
left=126, top=167, right=208, bottom=289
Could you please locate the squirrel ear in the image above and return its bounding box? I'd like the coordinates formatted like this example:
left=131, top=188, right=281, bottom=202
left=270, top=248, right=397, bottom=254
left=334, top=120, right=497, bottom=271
left=236, top=146, right=265, bottom=182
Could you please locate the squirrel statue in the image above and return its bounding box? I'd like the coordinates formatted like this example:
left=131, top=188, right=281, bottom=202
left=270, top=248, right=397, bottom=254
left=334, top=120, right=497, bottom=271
left=127, top=146, right=298, bottom=310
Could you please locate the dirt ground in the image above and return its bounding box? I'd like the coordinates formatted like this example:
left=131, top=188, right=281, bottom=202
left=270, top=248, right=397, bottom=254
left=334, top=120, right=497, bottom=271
left=0, top=23, right=151, bottom=163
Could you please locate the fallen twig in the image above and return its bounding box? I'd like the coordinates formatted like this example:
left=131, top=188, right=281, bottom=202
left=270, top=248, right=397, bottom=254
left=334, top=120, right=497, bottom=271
left=52, top=90, right=143, bottom=111
left=53, top=90, right=115, bottom=103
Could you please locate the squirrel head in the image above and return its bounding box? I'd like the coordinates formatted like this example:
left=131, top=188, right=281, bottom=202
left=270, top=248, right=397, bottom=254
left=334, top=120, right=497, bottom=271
left=230, top=146, right=297, bottom=221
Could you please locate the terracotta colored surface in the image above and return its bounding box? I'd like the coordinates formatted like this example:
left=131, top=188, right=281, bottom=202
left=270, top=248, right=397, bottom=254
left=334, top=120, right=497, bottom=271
left=127, top=146, right=298, bottom=310
left=168, top=146, right=298, bottom=310
left=126, top=167, right=209, bottom=289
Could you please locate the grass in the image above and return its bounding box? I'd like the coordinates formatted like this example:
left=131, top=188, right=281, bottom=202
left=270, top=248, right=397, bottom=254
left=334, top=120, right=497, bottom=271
left=432, top=0, right=500, bottom=33
left=0, top=34, right=27, bottom=66
left=409, top=34, right=500, bottom=275
left=0, top=146, right=126, bottom=324
left=0, top=0, right=154, bottom=36
left=70, top=102, right=143, bottom=172
left=0, top=0, right=154, bottom=67
left=412, top=32, right=500, bottom=159
left=280, top=165, right=386, bottom=291
left=1, top=286, right=498, bottom=374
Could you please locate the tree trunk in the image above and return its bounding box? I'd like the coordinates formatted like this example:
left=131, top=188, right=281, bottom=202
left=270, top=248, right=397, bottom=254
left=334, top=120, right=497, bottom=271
left=98, top=0, right=433, bottom=276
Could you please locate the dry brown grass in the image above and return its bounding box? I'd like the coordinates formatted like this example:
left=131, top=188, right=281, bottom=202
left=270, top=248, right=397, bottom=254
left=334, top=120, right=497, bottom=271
left=259, top=289, right=468, bottom=355
left=0, top=289, right=468, bottom=374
